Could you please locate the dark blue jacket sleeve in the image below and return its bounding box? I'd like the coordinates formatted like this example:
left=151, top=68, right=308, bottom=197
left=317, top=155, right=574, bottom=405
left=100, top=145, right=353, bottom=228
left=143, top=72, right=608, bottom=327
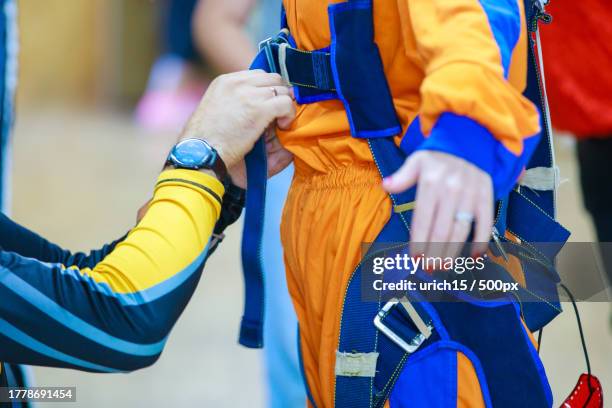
left=0, top=212, right=125, bottom=269
left=0, top=169, right=230, bottom=373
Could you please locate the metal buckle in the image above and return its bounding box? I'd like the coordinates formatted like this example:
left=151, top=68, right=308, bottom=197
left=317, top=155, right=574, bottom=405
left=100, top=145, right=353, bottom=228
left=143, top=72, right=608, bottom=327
left=258, top=37, right=278, bottom=73
left=373, top=297, right=433, bottom=354
left=491, top=226, right=509, bottom=262
left=258, top=30, right=289, bottom=76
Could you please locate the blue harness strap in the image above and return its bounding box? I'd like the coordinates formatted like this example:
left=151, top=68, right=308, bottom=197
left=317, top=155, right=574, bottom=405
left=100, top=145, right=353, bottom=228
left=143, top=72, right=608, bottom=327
left=496, top=0, right=570, bottom=332
left=238, top=50, right=273, bottom=349
left=259, top=0, right=401, bottom=138
left=328, top=0, right=401, bottom=138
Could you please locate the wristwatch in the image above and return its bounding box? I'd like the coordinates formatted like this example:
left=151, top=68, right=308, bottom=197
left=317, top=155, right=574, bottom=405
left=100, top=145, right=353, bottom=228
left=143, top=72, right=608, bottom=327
left=165, top=138, right=228, bottom=181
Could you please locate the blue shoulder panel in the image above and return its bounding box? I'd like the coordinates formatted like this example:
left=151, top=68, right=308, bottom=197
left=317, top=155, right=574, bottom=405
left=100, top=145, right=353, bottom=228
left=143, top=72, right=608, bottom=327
left=478, top=0, right=521, bottom=78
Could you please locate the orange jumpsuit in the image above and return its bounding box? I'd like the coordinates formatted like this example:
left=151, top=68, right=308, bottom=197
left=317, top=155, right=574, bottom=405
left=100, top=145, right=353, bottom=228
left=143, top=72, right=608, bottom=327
left=277, top=1, right=541, bottom=406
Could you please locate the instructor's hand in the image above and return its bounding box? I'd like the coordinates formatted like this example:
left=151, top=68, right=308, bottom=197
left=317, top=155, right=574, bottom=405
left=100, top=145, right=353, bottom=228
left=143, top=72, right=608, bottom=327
left=179, top=70, right=295, bottom=169
left=382, top=151, right=494, bottom=262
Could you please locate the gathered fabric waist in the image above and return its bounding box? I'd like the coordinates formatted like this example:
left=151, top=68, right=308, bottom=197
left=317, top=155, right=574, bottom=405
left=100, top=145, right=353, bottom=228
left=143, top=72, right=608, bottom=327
left=292, top=161, right=381, bottom=190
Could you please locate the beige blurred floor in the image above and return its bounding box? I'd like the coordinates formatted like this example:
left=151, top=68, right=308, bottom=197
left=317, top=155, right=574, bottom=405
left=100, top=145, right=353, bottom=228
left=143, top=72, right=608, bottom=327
left=8, top=108, right=611, bottom=407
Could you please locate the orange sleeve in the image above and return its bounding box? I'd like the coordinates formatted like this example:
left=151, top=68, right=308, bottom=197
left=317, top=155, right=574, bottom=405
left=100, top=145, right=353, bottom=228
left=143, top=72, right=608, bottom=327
left=406, top=0, right=540, bottom=153
left=399, top=0, right=542, bottom=197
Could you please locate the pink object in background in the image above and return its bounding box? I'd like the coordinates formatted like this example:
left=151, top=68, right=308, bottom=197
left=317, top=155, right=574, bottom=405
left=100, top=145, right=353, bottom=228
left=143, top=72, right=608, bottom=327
left=135, top=55, right=208, bottom=133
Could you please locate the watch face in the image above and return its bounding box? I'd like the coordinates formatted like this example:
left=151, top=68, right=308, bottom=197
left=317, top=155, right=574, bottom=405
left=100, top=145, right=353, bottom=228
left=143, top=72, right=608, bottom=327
left=170, top=139, right=215, bottom=169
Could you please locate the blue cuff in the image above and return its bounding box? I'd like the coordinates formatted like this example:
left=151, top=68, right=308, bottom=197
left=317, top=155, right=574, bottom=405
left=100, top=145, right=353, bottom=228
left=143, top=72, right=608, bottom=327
left=418, top=113, right=540, bottom=199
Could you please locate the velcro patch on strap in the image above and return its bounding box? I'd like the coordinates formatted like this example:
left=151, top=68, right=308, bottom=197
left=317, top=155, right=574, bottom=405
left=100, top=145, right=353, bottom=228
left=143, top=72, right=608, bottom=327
left=335, top=351, right=379, bottom=377
left=519, top=166, right=559, bottom=191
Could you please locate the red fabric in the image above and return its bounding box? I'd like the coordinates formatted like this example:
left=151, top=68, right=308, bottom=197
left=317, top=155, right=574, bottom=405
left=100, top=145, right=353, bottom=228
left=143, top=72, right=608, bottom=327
left=540, top=0, right=612, bottom=138
left=560, top=374, right=603, bottom=408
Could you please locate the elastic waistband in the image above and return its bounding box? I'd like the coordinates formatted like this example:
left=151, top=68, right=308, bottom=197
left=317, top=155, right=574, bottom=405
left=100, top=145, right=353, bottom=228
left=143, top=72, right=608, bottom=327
left=293, top=163, right=381, bottom=190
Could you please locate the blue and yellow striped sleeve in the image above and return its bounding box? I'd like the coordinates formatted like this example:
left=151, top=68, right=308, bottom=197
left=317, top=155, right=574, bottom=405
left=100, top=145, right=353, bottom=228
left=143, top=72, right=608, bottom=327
left=0, top=169, right=224, bottom=372
left=403, top=0, right=541, bottom=198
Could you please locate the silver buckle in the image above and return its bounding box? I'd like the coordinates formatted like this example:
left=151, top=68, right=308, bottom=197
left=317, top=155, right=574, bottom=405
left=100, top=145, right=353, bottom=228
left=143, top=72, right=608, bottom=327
left=258, top=30, right=290, bottom=76
left=258, top=36, right=274, bottom=51
left=373, top=297, right=433, bottom=353
left=258, top=37, right=278, bottom=73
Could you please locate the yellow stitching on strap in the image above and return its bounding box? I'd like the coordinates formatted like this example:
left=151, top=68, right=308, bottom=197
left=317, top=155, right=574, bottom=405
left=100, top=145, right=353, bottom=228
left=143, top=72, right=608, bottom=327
left=393, top=202, right=415, bottom=213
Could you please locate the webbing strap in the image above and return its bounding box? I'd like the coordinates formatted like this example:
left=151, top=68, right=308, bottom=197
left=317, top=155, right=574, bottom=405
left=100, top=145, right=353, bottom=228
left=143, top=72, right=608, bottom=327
left=335, top=213, right=409, bottom=408
left=238, top=49, right=271, bottom=349
left=517, top=0, right=557, bottom=219
left=497, top=0, right=564, bottom=244
left=492, top=0, right=568, bottom=333
left=335, top=136, right=419, bottom=408
left=279, top=45, right=335, bottom=91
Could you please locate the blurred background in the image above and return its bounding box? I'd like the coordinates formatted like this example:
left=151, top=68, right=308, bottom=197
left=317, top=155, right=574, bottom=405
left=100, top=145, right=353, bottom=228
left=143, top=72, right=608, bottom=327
left=6, top=0, right=611, bottom=406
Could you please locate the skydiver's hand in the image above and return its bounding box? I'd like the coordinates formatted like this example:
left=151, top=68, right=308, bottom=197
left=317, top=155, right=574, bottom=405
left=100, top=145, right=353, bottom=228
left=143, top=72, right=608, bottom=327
left=179, top=70, right=295, bottom=170
left=228, top=115, right=295, bottom=189
left=382, top=150, right=494, bottom=263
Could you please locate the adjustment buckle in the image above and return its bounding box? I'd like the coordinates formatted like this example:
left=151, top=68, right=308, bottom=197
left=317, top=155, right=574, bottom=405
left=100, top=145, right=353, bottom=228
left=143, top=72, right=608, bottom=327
left=258, top=29, right=290, bottom=75
left=374, top=297, right=433, bottom=353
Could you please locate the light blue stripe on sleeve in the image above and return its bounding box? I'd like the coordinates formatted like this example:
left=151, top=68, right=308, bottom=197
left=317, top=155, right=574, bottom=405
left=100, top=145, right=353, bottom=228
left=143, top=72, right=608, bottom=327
left=0, top=271, right=168, bottom=357
left=0, top=318, right=118, bottom=373
left=0, top=238, right=209, bottom=358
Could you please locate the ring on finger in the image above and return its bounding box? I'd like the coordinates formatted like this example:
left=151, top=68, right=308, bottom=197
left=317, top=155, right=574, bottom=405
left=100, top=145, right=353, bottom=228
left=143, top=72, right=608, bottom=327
left=270, top=87, right=278, bottom=97
left=454, top=211, right=474, bottom=225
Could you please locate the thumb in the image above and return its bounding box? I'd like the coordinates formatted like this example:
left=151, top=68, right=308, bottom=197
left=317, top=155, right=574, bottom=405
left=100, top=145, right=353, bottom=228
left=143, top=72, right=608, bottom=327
left=382, top=153, right=422, bottom=193
left=277, top=103, right=296, bottom=130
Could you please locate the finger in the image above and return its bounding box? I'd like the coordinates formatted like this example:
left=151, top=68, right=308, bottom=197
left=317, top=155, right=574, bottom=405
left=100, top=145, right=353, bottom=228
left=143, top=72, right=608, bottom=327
left=248, top=72, right=284, bottom=87
left=382, top=153, right=422, bottom=193
left=410, top=169, right=439, bottom=262
left=253, top=85, right=292, bottom=100
left=223, top=70, right=284, bottom=87
left=427, top=174, right=462, bottom=265
left=265, top=134, right=284, bottom=153
left=262, top=95, right=295, bottom=121
left=219, top=70, right=254, bottom=80
left=272, top=86, right=292, bottom=98
left=446, top=191, right=475, bottom=260
left=267, top=149, right=294, bottom=178
left=277, top=104, right=296, bottom=130
left=472, top=190, right=494, bottom=256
